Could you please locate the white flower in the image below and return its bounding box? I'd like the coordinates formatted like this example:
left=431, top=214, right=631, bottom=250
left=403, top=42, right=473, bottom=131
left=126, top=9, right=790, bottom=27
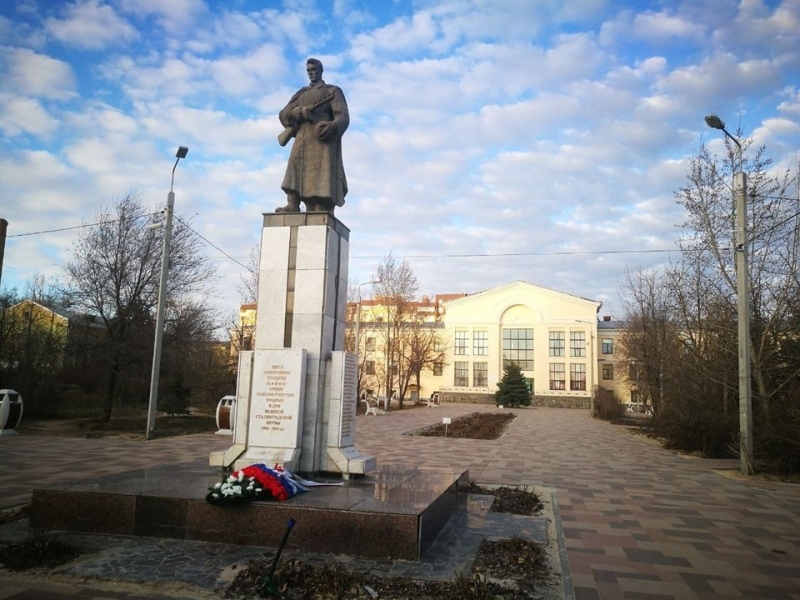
left=238, top=472, right=245, bottom=482
left=255, top=488, right=263, bottom=493
left=227, top=476, right=237, bottom=484
left=214, top=482, right=222, bottom=489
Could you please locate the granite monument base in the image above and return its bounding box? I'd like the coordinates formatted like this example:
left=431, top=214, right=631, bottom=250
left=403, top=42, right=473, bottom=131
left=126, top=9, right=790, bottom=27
left=30, top=463, right=466, bottom=561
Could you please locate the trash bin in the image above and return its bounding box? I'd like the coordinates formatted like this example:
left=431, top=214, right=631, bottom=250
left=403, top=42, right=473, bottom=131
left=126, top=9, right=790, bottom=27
left=0, top=389, right=23, bottom=436
left=215, top=395, right=236, bottom=435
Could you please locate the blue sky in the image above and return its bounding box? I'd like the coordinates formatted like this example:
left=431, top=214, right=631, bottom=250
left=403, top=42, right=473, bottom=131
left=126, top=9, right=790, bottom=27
left=1, top=0, right=799, bottom=321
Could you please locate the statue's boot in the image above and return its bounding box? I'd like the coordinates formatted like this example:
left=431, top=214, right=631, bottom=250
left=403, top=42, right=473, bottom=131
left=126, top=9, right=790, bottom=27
left=275, top=196, right=300, bottom=213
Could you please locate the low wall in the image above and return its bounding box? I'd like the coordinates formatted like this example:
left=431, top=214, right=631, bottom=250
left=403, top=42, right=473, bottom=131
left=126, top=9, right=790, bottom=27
left=531, top=395, right=591, bottom=409
left=439, top=392, right=495, bottom=405
left=437, top=392, right=591, bottom=409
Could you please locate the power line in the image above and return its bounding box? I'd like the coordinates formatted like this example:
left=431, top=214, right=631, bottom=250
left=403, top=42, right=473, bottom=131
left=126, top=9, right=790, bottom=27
left=352, top=248, right=679, bottom=260
left=174, top=216, right=252, bottom=271
left=7, top=212, right=162, bottom=238
left=8, top=221, right=119, bottom=238
left=6, top=212, right=254, bottom=273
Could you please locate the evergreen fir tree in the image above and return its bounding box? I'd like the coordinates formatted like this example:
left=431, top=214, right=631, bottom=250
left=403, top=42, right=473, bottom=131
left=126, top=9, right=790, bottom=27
left=494, top=362, right=531, bottom=407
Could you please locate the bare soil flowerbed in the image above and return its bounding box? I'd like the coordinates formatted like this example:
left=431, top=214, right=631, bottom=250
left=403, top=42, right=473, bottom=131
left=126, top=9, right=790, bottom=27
left=473, top=536, right=552, bottom=593
left=225, top=552, right=544, bottom=599
left=413, top=411, right=516, bottom=439
left=0, top=533, right=82, bottom=571
left=224, top=484, right=552, bottom=599
left=465, top=483, right=544, bottom=515
left=0, top=504, right=29, bottom=527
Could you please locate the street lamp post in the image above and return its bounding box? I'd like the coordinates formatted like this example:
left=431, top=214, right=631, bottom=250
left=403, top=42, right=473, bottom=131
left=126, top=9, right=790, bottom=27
left=146, top=146, right=189, bottom=440
left=705, top=114, right=753, bottom=475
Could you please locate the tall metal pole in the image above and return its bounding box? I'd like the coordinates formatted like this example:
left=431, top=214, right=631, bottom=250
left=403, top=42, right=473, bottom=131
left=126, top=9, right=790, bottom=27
left=705, top=114, right=753, bottom=475
left=734, top=167, right=753, bottom=475
left=0, top=218, right=7, bottom=290
left=146, top=147, right=188, bottom=440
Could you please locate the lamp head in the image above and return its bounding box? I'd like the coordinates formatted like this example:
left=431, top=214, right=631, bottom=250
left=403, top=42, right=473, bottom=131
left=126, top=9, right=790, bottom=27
left=704, top=114, right=725, bottom=131
left=176, top=146, right=189, bottom=159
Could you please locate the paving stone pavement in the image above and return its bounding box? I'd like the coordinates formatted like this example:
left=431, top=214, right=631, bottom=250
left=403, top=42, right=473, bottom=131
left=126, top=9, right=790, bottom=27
left=1, top=405, right=800, bottom=599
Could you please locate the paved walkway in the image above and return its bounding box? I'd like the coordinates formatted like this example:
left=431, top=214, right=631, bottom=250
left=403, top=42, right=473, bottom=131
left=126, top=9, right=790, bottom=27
left=1, top=406, right=800, bottom=599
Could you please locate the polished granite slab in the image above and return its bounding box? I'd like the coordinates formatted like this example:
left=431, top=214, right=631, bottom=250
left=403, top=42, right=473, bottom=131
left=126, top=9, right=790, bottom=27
left=30, top=462, right=467, bottom=561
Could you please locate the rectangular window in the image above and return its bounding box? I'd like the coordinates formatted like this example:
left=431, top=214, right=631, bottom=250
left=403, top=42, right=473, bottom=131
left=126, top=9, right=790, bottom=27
left=602, top=338, right=613, bottom=354
left=365, top=337, right=376, bottom=351
left=630, top=390, right=639, bottom=404
left=454, top=361, right=469, bottom=387
left=473, top=362, right=488, bottom=388
left=550, top=363, right=566, bottom=390
left=549, top=363, right=565, bottom=390
left=454, top=330, right=468, bottom=355
left=629, top=364, right=639, bottom=380
left=433, top=361, right=443, bottom=376
left=365, top=360, right=375, bottom=375
left=549, top=331, right=565, bottom=357
left=570, top=363, right=587, bottom=390
left=502, top=328, right=534, bottom=370
left=602, top=363, right=614, bottom=380
left=473, top=330, right=488, bottom=356
left=570, top=331, right=586, bottom=357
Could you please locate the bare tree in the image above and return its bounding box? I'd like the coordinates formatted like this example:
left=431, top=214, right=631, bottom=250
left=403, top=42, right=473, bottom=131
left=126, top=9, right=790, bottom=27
left=372, top=254, right=419, bottom=407
left=400, top=308, right=447, bottom=406
left=0, top=286, right=68, bottom=415
left=675, top=135, right=799, bottom=424
left=618, top=266, right=678, bottom=416
left=63, top=193, right=214, bottom=422
left=237, top=244, right=260, bottom=305
left=621, top=136, right=800, bottom=462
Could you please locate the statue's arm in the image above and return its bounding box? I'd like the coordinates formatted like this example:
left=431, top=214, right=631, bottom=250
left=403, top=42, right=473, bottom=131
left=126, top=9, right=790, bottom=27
left=329, top=86, right=350, bottom=135
left=279, top=88, right=306, bottom=127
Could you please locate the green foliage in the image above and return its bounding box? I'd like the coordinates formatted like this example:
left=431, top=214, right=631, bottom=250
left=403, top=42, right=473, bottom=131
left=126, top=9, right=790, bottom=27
left=592, top=389, right=626, bottom=421
left=161, top=378, right=192, bottom=416
left=494, top=362, right=530, bottom=407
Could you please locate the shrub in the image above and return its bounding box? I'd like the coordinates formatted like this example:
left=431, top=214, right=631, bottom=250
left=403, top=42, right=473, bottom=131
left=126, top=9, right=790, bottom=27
left=652, top=399, right=736, bottom=458
left=494, top=363, right=531, bottom=407
left=756, top=396, right=800, bottom=474
left=592, top=389, right=626, bottom=420
left=161, top=378, right=192, bottom=416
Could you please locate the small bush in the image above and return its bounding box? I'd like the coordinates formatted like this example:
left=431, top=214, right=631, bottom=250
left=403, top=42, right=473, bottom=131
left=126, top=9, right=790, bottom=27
left=652, top=402, right=736, bottom=458
left=756, top=399, right=800, bottom=474
left=593, top=389, right=626, bottom=420
left=161, top=378, right=192, bottom=416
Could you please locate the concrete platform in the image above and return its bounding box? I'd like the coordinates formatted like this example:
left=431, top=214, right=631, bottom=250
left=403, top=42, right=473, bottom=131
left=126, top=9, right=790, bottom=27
left=30, top=463, right=466, bottom=561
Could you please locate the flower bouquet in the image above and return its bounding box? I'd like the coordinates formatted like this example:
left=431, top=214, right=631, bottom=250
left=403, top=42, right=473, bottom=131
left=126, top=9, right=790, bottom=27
left=206, top=463, right=307, bottom=506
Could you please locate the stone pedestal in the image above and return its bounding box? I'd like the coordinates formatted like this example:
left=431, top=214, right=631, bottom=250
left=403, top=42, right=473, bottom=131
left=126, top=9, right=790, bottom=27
left=211, top=213, right=375, bottom=476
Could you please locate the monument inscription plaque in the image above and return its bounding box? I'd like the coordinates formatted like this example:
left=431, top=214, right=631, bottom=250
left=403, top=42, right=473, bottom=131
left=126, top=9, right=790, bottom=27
left=249, top=353, right=304, bottom=448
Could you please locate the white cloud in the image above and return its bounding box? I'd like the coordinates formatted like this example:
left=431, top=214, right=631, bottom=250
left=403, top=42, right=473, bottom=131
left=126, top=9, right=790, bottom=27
left=45, top=0, right=139, bottom=50
left=630, top=10, right=706, bottom=42
left=0, top=48, right=76, bottom=99
left=0, top=94, right=59, bottom=137
left=117, top=0, right=207, bottom=33
left=1, top=0, right=799, bottom=321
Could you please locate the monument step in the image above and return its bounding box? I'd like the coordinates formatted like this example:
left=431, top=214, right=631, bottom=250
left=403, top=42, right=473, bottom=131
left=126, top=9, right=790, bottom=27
left=30, top=462, right=466, bottom=561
